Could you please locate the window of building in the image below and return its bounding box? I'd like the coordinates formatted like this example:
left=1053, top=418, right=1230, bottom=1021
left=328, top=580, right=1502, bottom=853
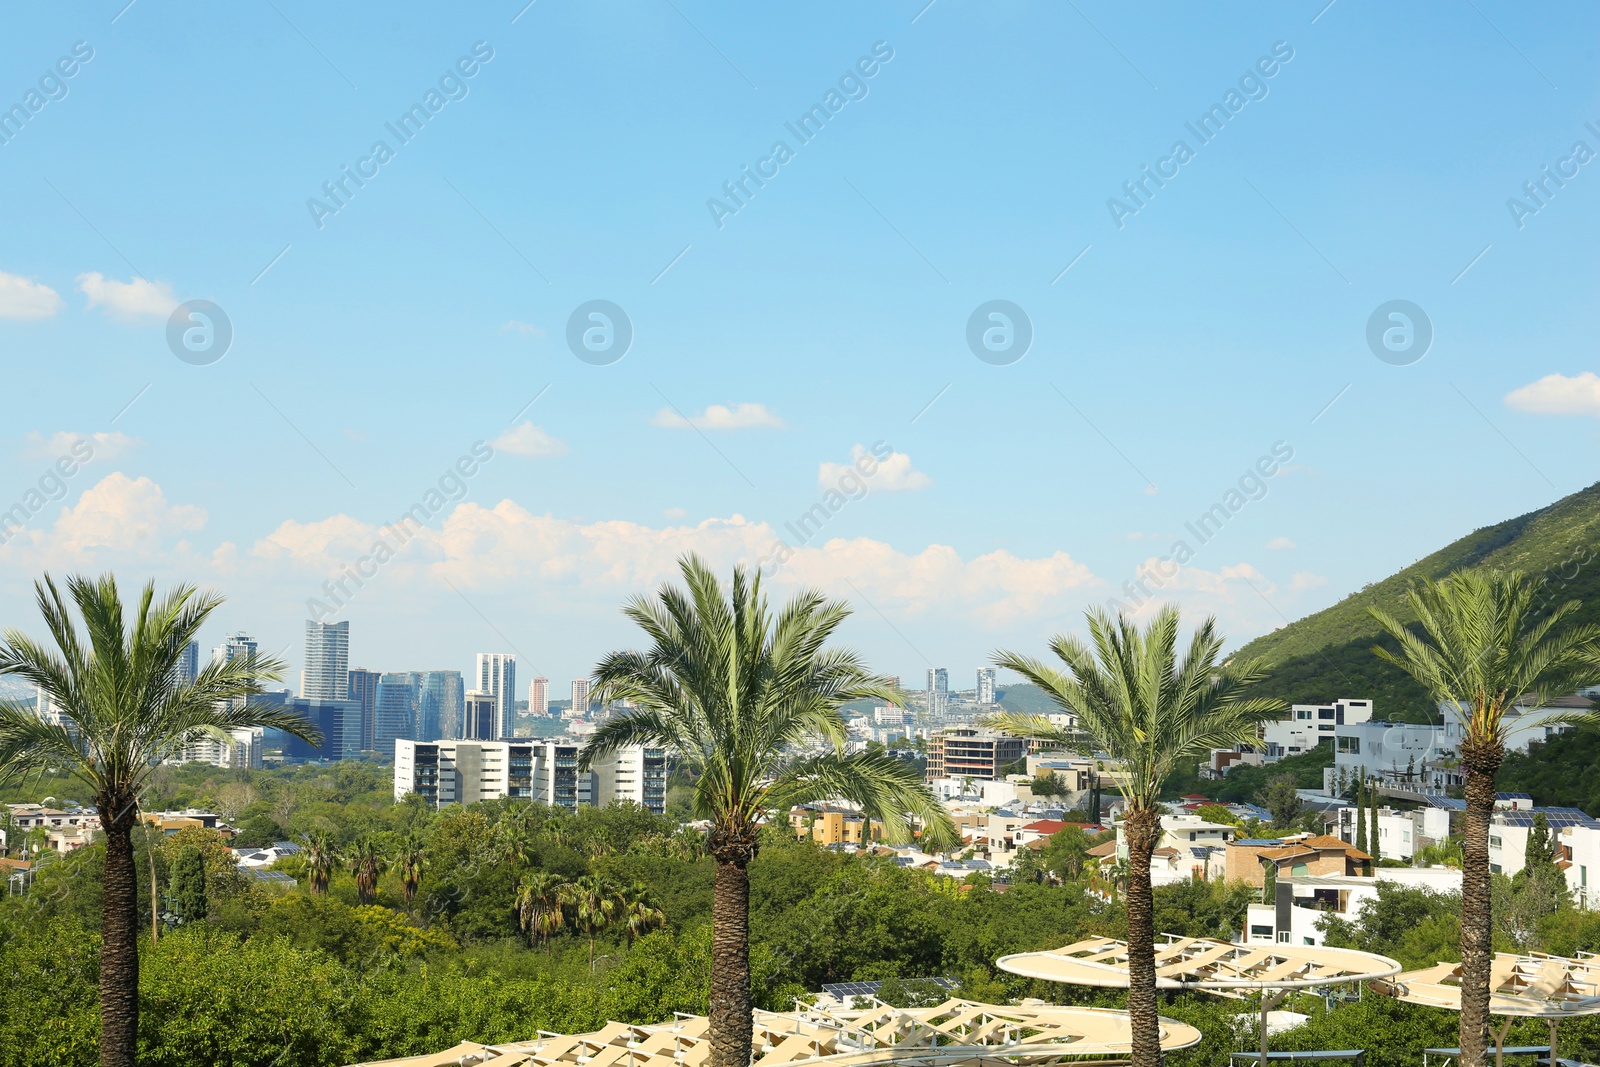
left=1318, top=709, right=1335, bottom=720
left=1338, top=736, right=1360, bottom=754
left=1250, top=924, right=1273, bottom=938
left=1304, top=937, right=1315, bottom=945
left=1582, top=866, right=1588, bottom=887
left=1277, top=931, right=1291, bottom=943
left=1318, top=725, right=1334, bottom=731
left=1292, top=863, right=1309, bottom=876
left=1490, top=835, right=1502, bottom=849
left=1297, top=710, right=1312, bottom=720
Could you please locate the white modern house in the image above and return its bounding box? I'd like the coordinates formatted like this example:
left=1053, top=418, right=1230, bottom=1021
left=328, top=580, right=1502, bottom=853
left=1244, top=867, right=1462, bottom=947
left=1330, top=804, right=1452, bottom=862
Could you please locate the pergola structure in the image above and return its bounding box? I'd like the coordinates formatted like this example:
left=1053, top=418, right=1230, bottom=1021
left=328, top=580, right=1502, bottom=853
left=1372, top=951, right=1600, bottom=1066
left=997, top=936, right=1403, bottom=1065
left=348, top=998, right=1203, bottom=1067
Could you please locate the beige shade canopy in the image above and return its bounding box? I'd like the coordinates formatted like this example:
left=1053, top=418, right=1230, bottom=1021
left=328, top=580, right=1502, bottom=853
left=1373, top=952, right=1600, bottom=1018
left=997, top=936, right=1402, bottom=996
left=345, top=998, right=1204, bottom=1067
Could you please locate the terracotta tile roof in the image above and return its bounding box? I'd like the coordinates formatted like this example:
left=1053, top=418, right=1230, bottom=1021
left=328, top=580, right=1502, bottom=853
left=1023, top=820, right=1068, bottom=835
left=1086, top=841, right=1119, bottom=858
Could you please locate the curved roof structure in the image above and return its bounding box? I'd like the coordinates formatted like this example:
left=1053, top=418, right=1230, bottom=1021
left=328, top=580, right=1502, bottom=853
left=1373, top=952, right=1600, bottom=1018
left=997, top=936, right=1401, bottom=995
left=347, top=998, right=1203, bottom=1067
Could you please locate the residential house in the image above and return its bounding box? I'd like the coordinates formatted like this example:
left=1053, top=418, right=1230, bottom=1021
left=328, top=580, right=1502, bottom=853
left=1225, top=834, right=1371, bottom=889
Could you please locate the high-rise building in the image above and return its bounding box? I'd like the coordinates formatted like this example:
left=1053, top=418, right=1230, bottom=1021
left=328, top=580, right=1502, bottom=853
left=213, top=633, right=259, bottom=713
left=925, top=726, right=1027, bottom=782
left=976, top=667, right=996, bottom=705
left=926, top=667, right=949, bottom=718
left=475, top=653, right=517, bottom=738
left=173, top=640, right=200, bottom=687
left=417, top=670, right=464, bottom=741
left=374, top=672, right=418, bottom=761
left=571, top=678, right=591, bottom=718
left=396, top=740, right=665, bottom=813
left=348, top=668, right=381, bottom=753
left=462, top=689, right=496, bottom=741
left=302, top=621, right=350, bottom=700
left=529, top=677, right=550, bottom=718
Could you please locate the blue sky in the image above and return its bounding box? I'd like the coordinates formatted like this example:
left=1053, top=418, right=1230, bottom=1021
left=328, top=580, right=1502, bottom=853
left=1, top=1, right=1597, bottom=700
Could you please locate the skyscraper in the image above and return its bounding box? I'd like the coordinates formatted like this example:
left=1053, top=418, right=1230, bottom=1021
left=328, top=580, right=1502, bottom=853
left=462, top=689, right=496, bottom=740
left=529, top=677, right=549, bottom=718
left=571, top=678, right=590, bottom=718
left=302, top=620, right=350, bottom=700
left=374, top=672, right=418, bottom=761
left=976, top=667, right=996, bottom=705
left=213, top=633, right=258, bottom=713
left=348, top=668, right=381, bottom=753
left=417, top=670, right=464, bottom=742
left=926, top=667, right=949, bottom=718
left=475, top=653, right=517, bottom=738
left=173, top=640, right=200, bottom=687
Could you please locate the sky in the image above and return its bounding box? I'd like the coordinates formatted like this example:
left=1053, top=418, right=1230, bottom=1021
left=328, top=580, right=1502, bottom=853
left=1, top=1, right=1597, bottom=698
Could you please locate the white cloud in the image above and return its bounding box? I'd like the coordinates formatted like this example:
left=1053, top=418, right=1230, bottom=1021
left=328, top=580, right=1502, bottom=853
left=490, top=422, right=568, bottom=458
left=1265, top=536, right=1296, bottom=550
left=652, top=403, right=784, bottom=431
left=0, top=271, right=63, bottom=320
left=23, top=430, right=140, bottom=461
left=0, top=472, right=205, bottom=563
left=246, top=503, right=1095, bottom=628
left=76, top=272, right=179, bottom=321
left=500, top=320, right=546, bottom=338
left=1505, top=372, right=1600, bottom=417
left=663, top=507, right=687, bottom=520
left=818, top=444, right=931, bottom=492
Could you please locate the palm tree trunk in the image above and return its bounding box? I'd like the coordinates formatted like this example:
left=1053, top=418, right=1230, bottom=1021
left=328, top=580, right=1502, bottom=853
left=710, top=856, right=752, bottom=1067
left=1123, top=806, right=1162, bottom=1067
left=1458, top=743, right=1501, bottom=1067
left=100, top=814, right=140, bottom=1067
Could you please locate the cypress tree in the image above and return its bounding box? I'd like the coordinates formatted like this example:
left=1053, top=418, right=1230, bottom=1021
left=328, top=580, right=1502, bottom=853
left=1354, top=777, right=1368, bottom=854
left=170, top=844, right=208, bottom=924
left=1368, top=779, right=1381, bottom=863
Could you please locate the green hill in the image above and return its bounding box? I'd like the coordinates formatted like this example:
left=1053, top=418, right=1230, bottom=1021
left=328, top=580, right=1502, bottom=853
left=1233, top=480, right=1600, bottom=716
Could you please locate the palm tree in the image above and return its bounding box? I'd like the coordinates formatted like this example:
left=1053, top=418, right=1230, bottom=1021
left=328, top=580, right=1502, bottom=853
left=989, top=605, right=1282, bottom=1067
left=0, top=575, right=317, bottom=1067
left=347, top=836, right=387, bottom=906
left=1369, top=568, right=1600, bottom=1067
left=562, top=872, right=621, bottom=964
left=300, top=830, right=340, bottom=895
left=619, top=881, right=666, bottom=944
left=514, top=870, right=567, bottom=951
left=582, top=555, right=955, bottom=1067
left=396, top=833, right=425, bottom=906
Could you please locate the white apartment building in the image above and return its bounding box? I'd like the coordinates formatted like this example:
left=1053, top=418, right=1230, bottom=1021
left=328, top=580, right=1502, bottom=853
left=394, top=739, right=664, bottom=814
left=529, top=677, right=549, bottom=719
left=874, top=705, right=908, bottom=726
left=591, top=745, right=668, bottom=812
left=1159, top=813, right=1237, bottom=851
left=474, top=653, right=517, bottom=738
left=569, top=679, right=591, bottom=718
left=178, top=727, right=262, bottom=770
